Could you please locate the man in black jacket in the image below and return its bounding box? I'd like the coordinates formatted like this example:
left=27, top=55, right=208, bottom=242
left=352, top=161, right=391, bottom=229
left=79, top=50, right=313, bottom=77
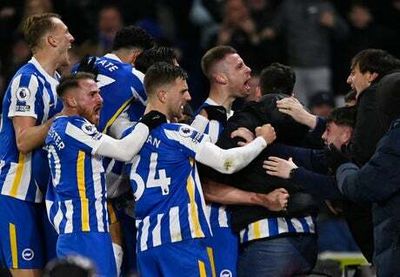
left=204, top=63, right=319, bottom=276
left=275, top=49, right=400, bottom=263
left=336, top=71, right=400, bottom=276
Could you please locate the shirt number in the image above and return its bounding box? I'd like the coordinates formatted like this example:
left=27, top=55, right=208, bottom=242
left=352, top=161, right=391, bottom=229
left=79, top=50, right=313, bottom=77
left=130, top=152, right=171, bottom=201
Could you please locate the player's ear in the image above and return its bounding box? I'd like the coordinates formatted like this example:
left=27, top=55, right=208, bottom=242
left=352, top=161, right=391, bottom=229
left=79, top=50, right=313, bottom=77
left=65, top=95, right=77, bottom=107
left=214, top=73, right=227, bottom=85
left=47, top=34, right=58, bottom=47
left=156, top=89, right=167, bottom=103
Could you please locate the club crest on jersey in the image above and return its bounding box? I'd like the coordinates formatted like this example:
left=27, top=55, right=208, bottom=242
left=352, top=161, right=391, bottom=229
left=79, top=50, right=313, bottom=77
left=81, top=123, right=96, bottom=135
left=16, top=87, right=31, bottom=101
left=22, top=248, right=35, bottom=261
left=220, top=269, right=232, bottom=277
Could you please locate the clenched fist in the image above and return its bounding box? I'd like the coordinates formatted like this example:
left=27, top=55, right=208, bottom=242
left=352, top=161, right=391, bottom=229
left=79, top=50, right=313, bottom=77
left=255, top=124, right=276, bottom=144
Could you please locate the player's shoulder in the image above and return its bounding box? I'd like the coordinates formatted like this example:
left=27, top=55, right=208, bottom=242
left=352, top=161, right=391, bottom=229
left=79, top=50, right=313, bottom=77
left=162, top=123, right=207, bottom=143
left=55, top=115, right=95, bottom=133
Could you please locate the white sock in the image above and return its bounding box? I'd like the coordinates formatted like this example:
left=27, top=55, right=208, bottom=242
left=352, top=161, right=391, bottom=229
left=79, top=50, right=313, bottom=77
left=113, top=243, right=123, bottom=277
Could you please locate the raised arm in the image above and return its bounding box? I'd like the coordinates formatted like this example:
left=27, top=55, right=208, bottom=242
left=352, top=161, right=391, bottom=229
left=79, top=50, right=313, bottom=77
left=196, top=124, right=276, bottom=174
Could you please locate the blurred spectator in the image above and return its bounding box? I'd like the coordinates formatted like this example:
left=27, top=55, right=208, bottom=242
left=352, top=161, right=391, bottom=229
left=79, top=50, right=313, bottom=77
left=22, top=0, right=53, bottom=18
left=207, top=0, right=281, bottom=72
left=52, top=1, right=98, bottom=45
left=309, top=91, right=335, bottom=118
left=0, top=0, right=24, bottom=73
left=3, top=34, right=30, bottom=84
left=89, top=4, right=123, bottom=56
left=333, top=2, right=396, bottom=95
left=98, top=5, right=123, bottom=53
left=269, top=0, right=349, bottom=106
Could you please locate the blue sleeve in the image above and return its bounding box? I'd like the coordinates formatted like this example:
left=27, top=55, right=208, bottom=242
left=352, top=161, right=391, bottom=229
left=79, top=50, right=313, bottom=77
left=292, top=167, right=342, bottom=200
left=337, top=128, right=400, bottom=203
left=267, top=143, right=328, bottom=174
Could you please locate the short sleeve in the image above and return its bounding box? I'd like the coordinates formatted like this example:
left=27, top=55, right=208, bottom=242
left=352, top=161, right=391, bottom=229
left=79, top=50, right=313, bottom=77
left=64, top=118, right=103, bottom=154
left=8, top=74, right=40, bottom=119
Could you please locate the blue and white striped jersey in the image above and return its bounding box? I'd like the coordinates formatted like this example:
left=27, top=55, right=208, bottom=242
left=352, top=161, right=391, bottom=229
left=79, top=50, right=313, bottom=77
left=193, top=98, right=234, bottom=230
left=127, top=123, right=213, bottom=252
left=0, top=57, right=62, bottom=202
left=91, top=53, right=146, bottom=133
left=239, top=216, right=316, bottom=243
left=45, top=116, right=109, bottom=234
left=73, top=54, right=148, bottom=198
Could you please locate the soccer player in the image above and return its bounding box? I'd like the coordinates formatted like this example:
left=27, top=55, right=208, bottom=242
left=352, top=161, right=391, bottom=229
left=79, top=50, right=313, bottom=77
left=128, top=63, right=276, bottom=277
left=191, top=45, right=252, bottom=276
left=75, top=25, right=154, bottom=274
left=45, top=72, right=165, bottom=276
left=0, top=13, right=74, bottom=276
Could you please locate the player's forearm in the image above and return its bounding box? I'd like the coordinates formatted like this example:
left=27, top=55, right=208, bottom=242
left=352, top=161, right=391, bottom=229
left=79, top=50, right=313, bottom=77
left=196, top=137, right=267, bottom=174
left=96, top=123, right=149, bottom=161
left=203, top=180, right=259, bottom=206
left=15, top=118, right=53, bottom=154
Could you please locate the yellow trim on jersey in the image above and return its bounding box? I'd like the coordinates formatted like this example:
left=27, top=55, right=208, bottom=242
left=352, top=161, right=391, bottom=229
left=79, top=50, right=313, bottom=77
left=77, top=151, right=90, bottom=232
left=207, top=247, right=217, bottom=277
left=198, top=260, right=206, bottom=277
left=186, top=159, right=203, bottom=238
left=10, top=153, right=25, bottom=197
left=102, top=98, right=132, bottom=134
left=107, top=201, right=118, bottom=225
left=9, top=223, right=18, bottom=268
left=253, top=220, right=261, bottom=240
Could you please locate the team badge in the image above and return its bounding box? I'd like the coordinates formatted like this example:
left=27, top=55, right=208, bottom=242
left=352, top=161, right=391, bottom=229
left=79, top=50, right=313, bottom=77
left=16, top=87, right=31, bottom=101
left=220, top=269, right=232, bottom=277
left=22, top=248, right=35, bottom=261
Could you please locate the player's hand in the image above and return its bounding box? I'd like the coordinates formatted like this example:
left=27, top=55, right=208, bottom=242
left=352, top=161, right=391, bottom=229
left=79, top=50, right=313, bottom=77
left=77, top=55, right=99, bottom=78
left=276, top=97, right=317, bottom=129
left=140, top=110, right=167, bottom=130
left=201, top=105, right=227, bottom=125
left=263, top=157, right=297, bottom=179
left=256, top=188, right=289, bottom=211
left=231, top=127, right=255, bottom=146
left=255, top=124, right=276, bottom=144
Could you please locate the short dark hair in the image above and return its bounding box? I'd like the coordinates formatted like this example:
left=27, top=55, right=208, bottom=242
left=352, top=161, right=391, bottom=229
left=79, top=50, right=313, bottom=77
left=326, top=106, right=357, bottom=128
left=112, top=25, right=154, bottom=51
left=57, top=72, right=96, bottom=98
left=135, top=46, right=178, bottom=73
left=201, top=45, right=237, bottom=78
left=259, top=63, right=296, bottom=95
left=144, top=62, right=188, bottom=97
left=22, top=13, right=61, bottom=51
left=351, top=49, right=400, bottom=82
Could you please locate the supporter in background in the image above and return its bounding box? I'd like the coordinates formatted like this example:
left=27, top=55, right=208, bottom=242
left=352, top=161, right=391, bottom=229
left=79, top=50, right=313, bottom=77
left=268, top=0, right=349, bottom=106
left=309, top=91, right=335, bottom=118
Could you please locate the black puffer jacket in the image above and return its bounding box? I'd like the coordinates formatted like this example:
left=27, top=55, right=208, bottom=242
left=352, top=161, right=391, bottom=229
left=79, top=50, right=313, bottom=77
left=214, top=94, right=319, bottom=232
left=337, top=72, right=400, bottom=276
